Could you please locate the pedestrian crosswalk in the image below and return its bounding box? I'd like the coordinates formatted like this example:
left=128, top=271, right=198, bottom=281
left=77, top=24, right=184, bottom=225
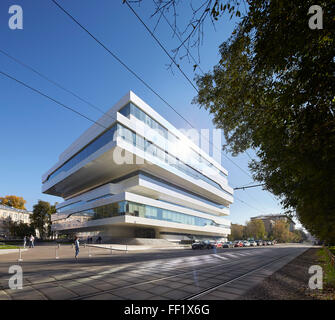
left=81, top=249, right=274, bottom=279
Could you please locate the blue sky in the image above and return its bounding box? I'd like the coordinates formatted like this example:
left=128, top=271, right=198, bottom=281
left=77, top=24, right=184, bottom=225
left=0, top=0, right=287, bottom=225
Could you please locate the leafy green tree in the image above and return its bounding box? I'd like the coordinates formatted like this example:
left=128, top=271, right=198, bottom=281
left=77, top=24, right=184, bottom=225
left=290, top=229, right=308, bottom=243
left=194, top=0, right=335, bottom=243
left=0, top=195, right=26, bottom=209
left=272, top=220, right=291, bottom=243
left=245, top=219, right=266, bottom=240
left=2, top=218, right=34, bottom=238
left=31, top=201, right=56, bottom=239
left=229, top=223, right=245, bottom=240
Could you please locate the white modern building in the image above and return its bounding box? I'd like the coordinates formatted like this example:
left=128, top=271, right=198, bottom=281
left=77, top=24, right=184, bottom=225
left=43, top=92, right=233, bottom=242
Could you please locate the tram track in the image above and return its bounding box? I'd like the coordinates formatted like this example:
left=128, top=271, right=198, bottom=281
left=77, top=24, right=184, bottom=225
left=183, top=253, right=291, bottom=300
left=71, top=251, right=292, bottom=300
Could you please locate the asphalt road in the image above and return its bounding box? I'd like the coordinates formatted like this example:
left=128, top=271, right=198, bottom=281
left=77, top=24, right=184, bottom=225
left=0, top=244, right=312, bottom=300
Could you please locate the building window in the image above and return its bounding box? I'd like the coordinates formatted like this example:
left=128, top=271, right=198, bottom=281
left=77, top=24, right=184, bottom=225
left=67, top=201, right=230, bottom=229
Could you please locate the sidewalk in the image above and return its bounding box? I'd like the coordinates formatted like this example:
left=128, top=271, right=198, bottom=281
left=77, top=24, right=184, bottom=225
left=87, top=244, right=190, bottom=251
left=0, top=249, right=28, bottom=255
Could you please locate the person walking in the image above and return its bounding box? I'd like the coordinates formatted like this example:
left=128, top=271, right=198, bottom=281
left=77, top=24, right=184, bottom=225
left=23, top=236, right=27, bottom=248
left=74, top=237, right=80, bottom=260
left=29, top=235, right=35, bottom=248
left=97, top=236, right=102, bottom=244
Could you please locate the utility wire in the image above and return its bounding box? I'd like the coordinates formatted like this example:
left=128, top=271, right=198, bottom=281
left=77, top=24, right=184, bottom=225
left=125, top=0, right=198, bottom=92
left=152, top=0, right=206, bottom=75
left=51, top=0, right=191, bottom=130
left=0, top=48, right=118, bottom=124
left=245, top=150, right=253, bottom=160
left=234, top=184, right=265, bottom=190
left=0, top=70, right=108, bottom=131
left=234, top=195, right=267, bottom=214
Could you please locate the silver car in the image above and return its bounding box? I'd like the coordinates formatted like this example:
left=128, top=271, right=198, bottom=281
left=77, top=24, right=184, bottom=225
left=243, top=241, right=251, bottom=247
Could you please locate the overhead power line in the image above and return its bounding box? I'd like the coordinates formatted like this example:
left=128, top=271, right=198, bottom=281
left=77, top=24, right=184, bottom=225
left=234, top=195, right=267, bottom=214
left=50, top=0, right=191, bottom=130
left=0, top=70, right=108, bottom=131
left=152, top=0, right=206, bottom=75
left=124, top=0, right=198, bottom=92
left=0, top=48, right=117, bottom=124
left=234, top=184, right=265, bottom=190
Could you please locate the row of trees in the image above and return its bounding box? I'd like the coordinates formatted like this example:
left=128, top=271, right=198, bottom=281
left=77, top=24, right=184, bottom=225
left=141, top=1, right=334, bottom=243
left=192, top=0, right=335, bottom=243
left=229, top=219, right=307, bottom=243
left=0, top=196, right=56, bottom=239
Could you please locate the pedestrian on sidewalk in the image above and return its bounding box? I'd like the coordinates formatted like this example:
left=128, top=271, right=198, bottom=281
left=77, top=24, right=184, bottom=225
left=29, top=235, right=35, bottom=248
left=23, top=235, right=27, bottom=248
left=74, top=237, right=80, bottom=260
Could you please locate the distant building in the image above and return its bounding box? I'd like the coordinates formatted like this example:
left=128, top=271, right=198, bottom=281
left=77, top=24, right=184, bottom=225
left=0, top=204, right=32, bottom=236
left=250, top=214, right=295, bottom=234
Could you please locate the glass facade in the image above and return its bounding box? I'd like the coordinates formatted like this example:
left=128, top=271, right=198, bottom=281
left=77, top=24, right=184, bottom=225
left=119, top=102, right=168, bottom=139
left=120, top=103, right=227, bottom=179
left=71, top=201, right=230, bottom=229
left=47, top=125, right=118, bottom=182
left=57, top=194, right=113, bottom=213
left=57, top=201, right=84, bottom=213
left=46, top=116, right=230, bottom=195
left=117, top=123, right=230, bottom=194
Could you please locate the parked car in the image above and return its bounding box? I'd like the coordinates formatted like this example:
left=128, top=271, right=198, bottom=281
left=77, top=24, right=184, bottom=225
left=214, top=241, right=223, bottom=249
left=222, top=241, right=234, bottom=248
left=255, top=240, right=263, bottom=246
left=249, top=240, right=257, bottom=247
left=192, top=240, right=216, bottom=250
left=192, top=241, right=205, bottom=250
left=262, top=240, right=267, bottom=245
left=267, top=241, right=273, bottom=245
left=234, top=241, right=243, bottom=247
left=243, top=241, right=251, bottom=247
left=204, top=240, right=216, bottom=249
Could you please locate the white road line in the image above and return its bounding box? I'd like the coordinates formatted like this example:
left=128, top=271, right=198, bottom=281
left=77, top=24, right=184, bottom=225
left=225, top=253, right=237, bottom=258
left=212, top=254, right=228, bottom=260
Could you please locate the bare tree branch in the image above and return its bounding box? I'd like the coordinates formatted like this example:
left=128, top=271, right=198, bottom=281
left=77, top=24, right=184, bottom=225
left=125, top=0, right=246, bottom=72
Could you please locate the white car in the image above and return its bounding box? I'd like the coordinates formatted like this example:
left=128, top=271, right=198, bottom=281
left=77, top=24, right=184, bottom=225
left=249, top=241, right=257, bottom=246
left=243, top=241, right=250, bottom=247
